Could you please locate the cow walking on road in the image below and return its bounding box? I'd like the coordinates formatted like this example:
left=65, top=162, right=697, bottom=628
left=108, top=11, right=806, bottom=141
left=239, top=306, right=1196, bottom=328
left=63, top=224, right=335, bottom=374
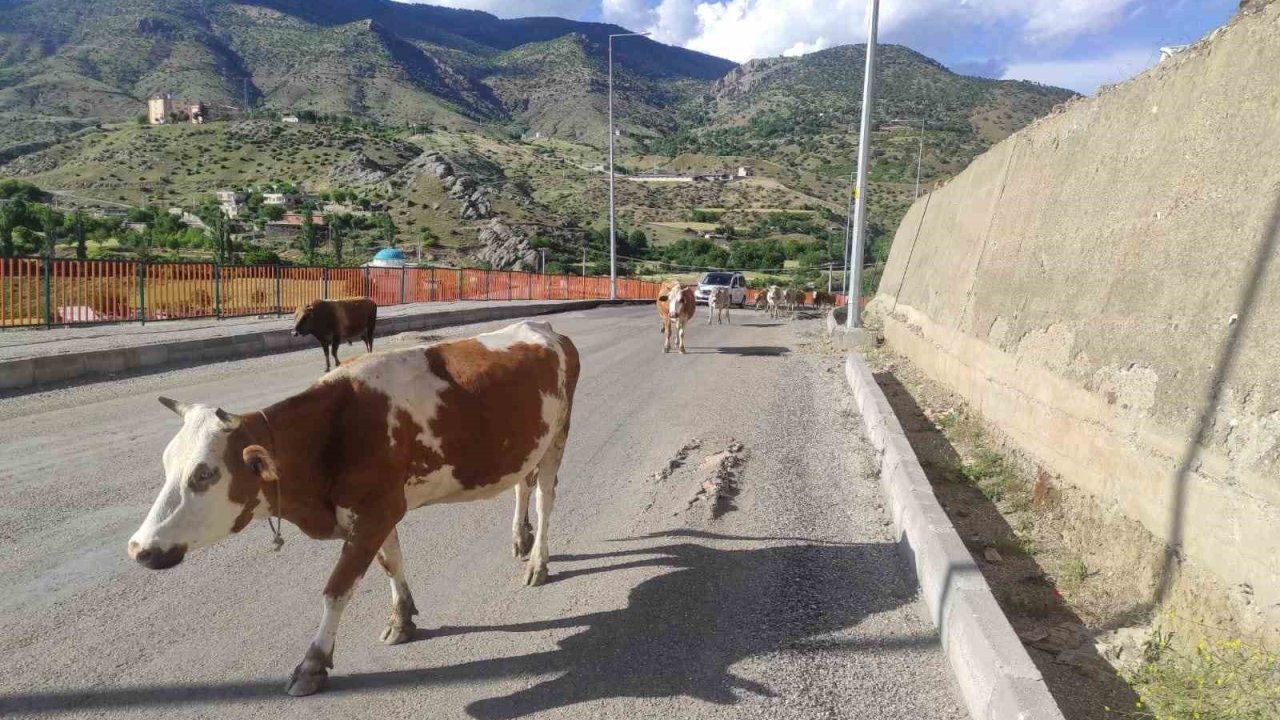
left=293, top=298, right=378, bottom=372
left=707, top=286, right=730, bottom=325
left=766, top=285, right=783, bottom=320
left=128, top=320, right=580, bottom=697
left=658, top=281, right=696, bottom=353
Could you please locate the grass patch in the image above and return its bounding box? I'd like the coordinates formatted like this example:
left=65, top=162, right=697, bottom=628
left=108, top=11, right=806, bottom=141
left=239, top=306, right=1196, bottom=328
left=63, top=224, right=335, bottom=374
left=1125, top=632, right=1280, bottom=719
left=1059, top=557, right=1089, bottom=592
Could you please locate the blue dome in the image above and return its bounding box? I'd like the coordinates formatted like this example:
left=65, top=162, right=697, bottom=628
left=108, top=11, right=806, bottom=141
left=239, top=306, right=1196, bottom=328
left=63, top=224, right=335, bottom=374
left=373, top=248, right=406, bottom=260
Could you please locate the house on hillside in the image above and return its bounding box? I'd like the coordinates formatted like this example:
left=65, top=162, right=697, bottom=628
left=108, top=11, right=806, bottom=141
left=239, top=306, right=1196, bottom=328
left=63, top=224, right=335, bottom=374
left=217, top=190, right=245, bottom=218
left=148, top=95, right=207, bottom=125
left=262, top=192, right=299, bottom=208
left=737, top=165, right=754, bottom=177
left=281, top=115, right=300, bottom=124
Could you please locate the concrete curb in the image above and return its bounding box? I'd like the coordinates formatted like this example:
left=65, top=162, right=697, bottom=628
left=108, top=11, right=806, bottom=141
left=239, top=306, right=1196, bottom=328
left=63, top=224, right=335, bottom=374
left=0, top=301, right=625, bottom=394
left=844, top=352, right=1065, bottom=720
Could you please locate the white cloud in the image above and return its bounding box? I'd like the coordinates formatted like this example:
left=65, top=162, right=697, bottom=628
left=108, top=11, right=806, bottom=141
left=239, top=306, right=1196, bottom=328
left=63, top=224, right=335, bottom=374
left=1002, top=47, right=1158, bottom=93
left=410, top=0, right=597, bottom=18
left=603, top=0, right=1145, bottom=63
left=602, top=0, right=656, bottom=29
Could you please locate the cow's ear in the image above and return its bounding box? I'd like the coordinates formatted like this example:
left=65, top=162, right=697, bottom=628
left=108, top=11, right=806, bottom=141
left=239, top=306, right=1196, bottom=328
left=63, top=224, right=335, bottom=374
left=243, top=445, right=279, bottom=482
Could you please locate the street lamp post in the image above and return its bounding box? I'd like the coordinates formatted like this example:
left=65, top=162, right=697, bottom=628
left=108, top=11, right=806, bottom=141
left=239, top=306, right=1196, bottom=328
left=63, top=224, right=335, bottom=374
left=608, top=31, right=650, bottom=300
left=848, top=0, right=879, bottom=329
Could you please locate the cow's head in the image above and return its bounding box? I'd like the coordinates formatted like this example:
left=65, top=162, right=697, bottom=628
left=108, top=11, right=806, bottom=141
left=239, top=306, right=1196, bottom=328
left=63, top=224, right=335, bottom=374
left=292, top=303, right=315, bottom=337
left=660, top=284, right=687, bottom=320
left=128, top=397, right=276, bottom=570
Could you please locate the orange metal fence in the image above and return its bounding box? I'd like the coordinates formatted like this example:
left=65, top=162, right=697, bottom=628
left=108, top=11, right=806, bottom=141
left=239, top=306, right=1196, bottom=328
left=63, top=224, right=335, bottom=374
left=0, top=260, right=668, bottom=328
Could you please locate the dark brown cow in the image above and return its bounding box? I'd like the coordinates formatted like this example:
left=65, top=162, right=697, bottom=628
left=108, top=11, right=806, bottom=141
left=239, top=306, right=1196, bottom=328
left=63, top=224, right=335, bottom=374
left=128, top=320, right=579, bottom=696
left=293, top=298, right=377, bottom=371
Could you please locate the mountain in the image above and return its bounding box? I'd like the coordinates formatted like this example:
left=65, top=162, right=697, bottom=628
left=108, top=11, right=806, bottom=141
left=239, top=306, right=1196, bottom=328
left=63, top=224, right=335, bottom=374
left=0, top=0, right=733, bottom=142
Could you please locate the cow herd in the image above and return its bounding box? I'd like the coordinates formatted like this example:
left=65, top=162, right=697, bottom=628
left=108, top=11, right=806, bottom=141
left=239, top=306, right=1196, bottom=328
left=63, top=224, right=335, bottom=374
left=128, top=283, right=831, bottom=697
left=660, top=280, right=835, bottom=349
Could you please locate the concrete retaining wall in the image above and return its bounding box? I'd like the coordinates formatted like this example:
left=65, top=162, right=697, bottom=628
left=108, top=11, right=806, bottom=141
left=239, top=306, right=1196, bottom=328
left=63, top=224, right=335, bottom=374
left=0, top=301, right=617, bottom=392
left=869, top=2, right=1280, bottom=630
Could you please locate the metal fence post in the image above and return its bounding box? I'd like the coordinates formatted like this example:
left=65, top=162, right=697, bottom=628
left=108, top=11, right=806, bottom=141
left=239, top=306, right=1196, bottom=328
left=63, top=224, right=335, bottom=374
left=400, top=266, right=406, bottom=305
left=507, top=271, right=513, bottom=301
left=363, top=267, right=370, bottom=298
left=275, top=264, right=282, bottom=316
left=456, top=268, right=462, bottom=303
left=484, top=269, right=491, bottom=301
left=41, top=256, right=52, bottom=327
left=137, top=262, right=146, bottom=325
left=322, top=267, right=329, bottom=299
left=429, top=267, right=436, bottom=302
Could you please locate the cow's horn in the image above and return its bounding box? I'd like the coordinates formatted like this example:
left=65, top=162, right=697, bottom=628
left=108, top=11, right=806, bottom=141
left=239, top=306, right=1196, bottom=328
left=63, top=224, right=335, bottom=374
left=214, top=408, right=242, bottom=429
left=158, top=396, right=191, bottom=417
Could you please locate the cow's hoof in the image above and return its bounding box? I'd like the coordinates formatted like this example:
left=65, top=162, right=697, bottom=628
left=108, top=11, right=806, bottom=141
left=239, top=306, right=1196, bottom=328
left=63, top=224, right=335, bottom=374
left=523, top=562, right=548, bottom=587
left=380, top=620, right=417, bottom=646
left=678, top=347, right=687, bottom=355
left=285, top=665, right=328, bottom=697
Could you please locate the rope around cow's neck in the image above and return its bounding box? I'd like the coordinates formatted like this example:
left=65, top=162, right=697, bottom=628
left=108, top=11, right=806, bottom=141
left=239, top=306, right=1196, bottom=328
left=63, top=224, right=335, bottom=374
left=258, top=410, right=285, bottom=551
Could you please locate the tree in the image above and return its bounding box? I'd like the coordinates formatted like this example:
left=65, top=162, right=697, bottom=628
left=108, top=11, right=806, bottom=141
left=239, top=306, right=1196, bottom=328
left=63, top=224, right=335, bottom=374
left=73, top=211, right=86, bottom=260
left=300, top=205, right=317, bottom=264
left=40, top=206, right=61, bottom=259
left=0, top=200, right=24, bottom=258
left=329, top=214, right=349, bottom=266
left=378, top=213, right=396, bottom=248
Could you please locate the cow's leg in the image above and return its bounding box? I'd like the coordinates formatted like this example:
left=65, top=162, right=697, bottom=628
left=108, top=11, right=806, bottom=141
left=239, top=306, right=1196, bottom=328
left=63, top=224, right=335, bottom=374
left=286, top=525, right=388, bottom=696
left=375, top=528, right=418, bottom=646
left=330, top=336, right=342, bottom=367
left=662, top=318, right=671, bottom=353
left=707, top=306, right=713, bottom=325
left=677, top=320, right=687, bottom=354
left=524, top=428, right=566, bottom=587
left=511, top=475, right=534, bottom=559
left=726, top=306, right=731, bottom=324
left=317, top=337, right=331, bottom=372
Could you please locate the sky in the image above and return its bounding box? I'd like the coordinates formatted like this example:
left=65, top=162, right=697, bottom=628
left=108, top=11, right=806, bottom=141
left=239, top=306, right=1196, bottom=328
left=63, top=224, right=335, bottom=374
left=407, top=0, right=1239, bottom=94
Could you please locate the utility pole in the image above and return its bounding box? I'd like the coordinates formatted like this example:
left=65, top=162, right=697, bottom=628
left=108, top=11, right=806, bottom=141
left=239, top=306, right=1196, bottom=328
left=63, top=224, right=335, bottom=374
left=608, top=31, right=649, bottom=300
left=847, top=0, right=879, bottom=329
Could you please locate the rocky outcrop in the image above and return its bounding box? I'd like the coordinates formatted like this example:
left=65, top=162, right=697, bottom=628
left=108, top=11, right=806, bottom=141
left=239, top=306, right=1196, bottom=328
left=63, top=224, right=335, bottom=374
left=473, top=219, right=537, bottom=271
left=329, top=152, right=391, bottom=185
left=386, top=150, right=493, bottom=220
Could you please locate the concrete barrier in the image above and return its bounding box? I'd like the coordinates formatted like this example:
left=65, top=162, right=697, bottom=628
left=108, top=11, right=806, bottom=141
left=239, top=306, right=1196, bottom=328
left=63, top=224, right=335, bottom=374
left=844, top=352, right=1064, bottom=720
left=0, top=301, right=623, bottom=393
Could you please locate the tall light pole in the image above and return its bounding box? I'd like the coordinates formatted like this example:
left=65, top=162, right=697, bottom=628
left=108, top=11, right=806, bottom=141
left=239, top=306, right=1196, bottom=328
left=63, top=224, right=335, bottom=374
left=847, top=0, right=879, bottom=329
left=842, top=170, right=855, bottom=296
left=608, top=31, right=650, bottom=300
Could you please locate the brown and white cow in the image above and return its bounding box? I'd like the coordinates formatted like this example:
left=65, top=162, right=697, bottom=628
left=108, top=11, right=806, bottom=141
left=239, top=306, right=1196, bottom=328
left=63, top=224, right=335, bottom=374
left=292, top=298, right=378, bottom=372
left=707, top=286, right=730, bottom=325
left=128, top=320, right=579, bottom=696
left=657, top=281, right=696, bottom=353
left=765, top=285, right=783, bottom=319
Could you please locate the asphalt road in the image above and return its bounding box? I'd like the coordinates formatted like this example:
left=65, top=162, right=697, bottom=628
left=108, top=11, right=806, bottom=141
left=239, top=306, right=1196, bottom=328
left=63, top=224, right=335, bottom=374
left=0, top=305, right=965, bottom=720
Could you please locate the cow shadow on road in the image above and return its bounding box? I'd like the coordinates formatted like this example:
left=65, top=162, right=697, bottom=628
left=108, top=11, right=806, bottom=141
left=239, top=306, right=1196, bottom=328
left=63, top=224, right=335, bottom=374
left=338, top=531, right=922, bottom=718
left=679, top=346, right=790, bottom=357
left=0, top=533, right=923, bottom=718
